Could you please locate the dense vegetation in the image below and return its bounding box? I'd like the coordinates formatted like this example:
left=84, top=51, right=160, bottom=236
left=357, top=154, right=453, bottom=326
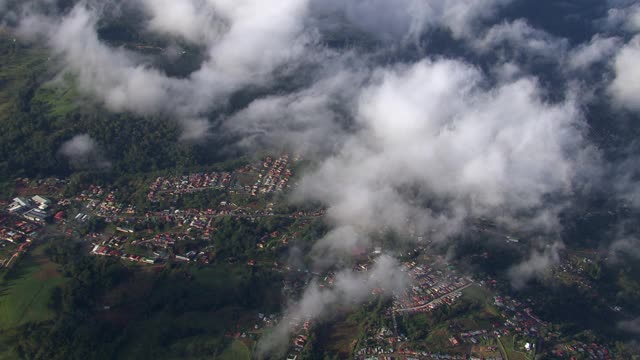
left=0, top=34, right=238, bottom=186
left=0, top=239, right=282, bottom=359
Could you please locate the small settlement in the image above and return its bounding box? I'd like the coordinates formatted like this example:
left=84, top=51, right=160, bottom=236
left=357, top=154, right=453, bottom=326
left=0, top=156, right=618, bottom=360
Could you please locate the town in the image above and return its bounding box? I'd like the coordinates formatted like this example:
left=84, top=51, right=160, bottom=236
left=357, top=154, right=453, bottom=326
left=0, top=156, right=618, bottom=360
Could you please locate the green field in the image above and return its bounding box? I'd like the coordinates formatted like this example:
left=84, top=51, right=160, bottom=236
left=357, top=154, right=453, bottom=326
left=498, top=335, right=534, bottom=360
left=218, top=340, right=251, bottom=360
left=0, top=245, right=65, bottom=329
left=425, top=327, right=452, bottom=351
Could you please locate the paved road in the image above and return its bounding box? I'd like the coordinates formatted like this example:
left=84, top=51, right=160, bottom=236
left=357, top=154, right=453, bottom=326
left=3, top=252, right=19, bottom=268
left=395, top=282, right=475, bottom=313
left=497, top=336, right=509, bottom=360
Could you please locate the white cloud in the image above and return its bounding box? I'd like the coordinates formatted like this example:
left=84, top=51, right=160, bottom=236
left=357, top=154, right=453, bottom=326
left=609, top=35, right=640, bottom=111
left=508, top=242, right=564, bottom=289
left=256, top=255, right=408, bottom=357
left=225, top=64, right=366, bottom=154
left=59, top=134, right=110, bottom=169
left=610, top=237, right=640, bottom=261
left=619, top=317, right=640, bottom=335
left=188, top=0, right=312, bottom=103
left=605, top=3, right=640, bottom=33
left=18, top=7, right=187, bottom=114
left=140, top=0, right=223, bottom=44
left=296, top=59, right=589, bottom=256
left=60, top=134, right=96, bottom=157
left=16, top=1, right=315, bottom=140
left=630, top=6, right=640, bottom=32
left=313, top=0, right=512, bottom=42
left=608, top=223, right=640, bottom=262
left=567, top=35, right=621, bottom=70
left=473, top=19, right=568, bottom=59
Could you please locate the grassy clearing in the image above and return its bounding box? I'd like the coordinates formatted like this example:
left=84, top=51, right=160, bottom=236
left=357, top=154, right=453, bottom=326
left=425, top=327, right=451, bottom=351
left=461, top=285, right=502, bottom=328
left=218, top=340, right=251, bottom=360
left=31, top=77, right=80, bottom=118
left=192, top=264, right=251, bottom=290
left=471, top=343, right=503, bottom=360
left=0, top=348, right=19, bottom=360
left=0, top=245, right=65, bottom=329
left=0, top=37, right=47, bottom=118
left=499, top=335, right=534, bottom=360
left=114, top=308, right=234, bottom=359
left=108, top=266, right=254, bottom=359
left=318, top=315, right=361, bottom=357
left=462, top=284, right=493, bottom=304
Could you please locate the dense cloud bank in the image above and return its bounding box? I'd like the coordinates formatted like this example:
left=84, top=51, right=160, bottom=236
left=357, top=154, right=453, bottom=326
left=4, top=0, right=640, bottom=353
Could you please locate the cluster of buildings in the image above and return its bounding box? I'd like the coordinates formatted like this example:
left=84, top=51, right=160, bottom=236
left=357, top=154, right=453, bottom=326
left=356, top=344, right=469, bottom=360
left=135, top=232, right=182, bottom=250
left=133, top=232, right=211, bottom=264
left=251, top=155, right=292, bottom=196
left=552, top=341, right=612, bottom=360
left=395, top=350, right=469, bottom=360
left=355, top=327, right=397, bottom=359
left=446, top=331, right=504, bottom=358
left=76, top=185, right=107, bottom=200
left=490, top=293, right=610, bottom=359
left=7, top=195, right=51, bottom=223
left=85, top=199, right=133, bottom=220
left=80, top=194, right=318, bottom=266
left=90, top=244, right=156, bottom=264
left=0, top=213, right=41, bottom=244
left=69, top=185, right=135, bottom=223
left=285, top=318, right=312, bottom=360
left=52, top=155, right=312, bottom=266
left=0, top=188, right=61, bottom=269
left=455, top=330, right=489, bottom=345
left=492, top=296, right=547, bottom=339
left=89, top=229, right=211, bottom=265
left=133, top=208, right=220, bottom=236
left=552, top=253, right=600, bottom=292
left=146, top=155, right=297, bottom=201
left=0, top=214, right=36, bottom=268
left=393, top=261, right=473, bottom=314
left=355, top=248, right=536, bottom=360
left=257, top=229, right=294, bottom=249
left=73, top=185, right=135, bottom=221
left=148, top=172, right=233, bottom=201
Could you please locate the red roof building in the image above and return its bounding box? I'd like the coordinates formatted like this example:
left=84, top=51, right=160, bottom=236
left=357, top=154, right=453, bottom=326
left=54, top=211, right=65, bottom=222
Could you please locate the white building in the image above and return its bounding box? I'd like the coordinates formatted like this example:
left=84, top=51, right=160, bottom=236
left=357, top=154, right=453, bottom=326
left=32, top=195, right=51, bottom=210
left=7, top=197, right=30, bottom=213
